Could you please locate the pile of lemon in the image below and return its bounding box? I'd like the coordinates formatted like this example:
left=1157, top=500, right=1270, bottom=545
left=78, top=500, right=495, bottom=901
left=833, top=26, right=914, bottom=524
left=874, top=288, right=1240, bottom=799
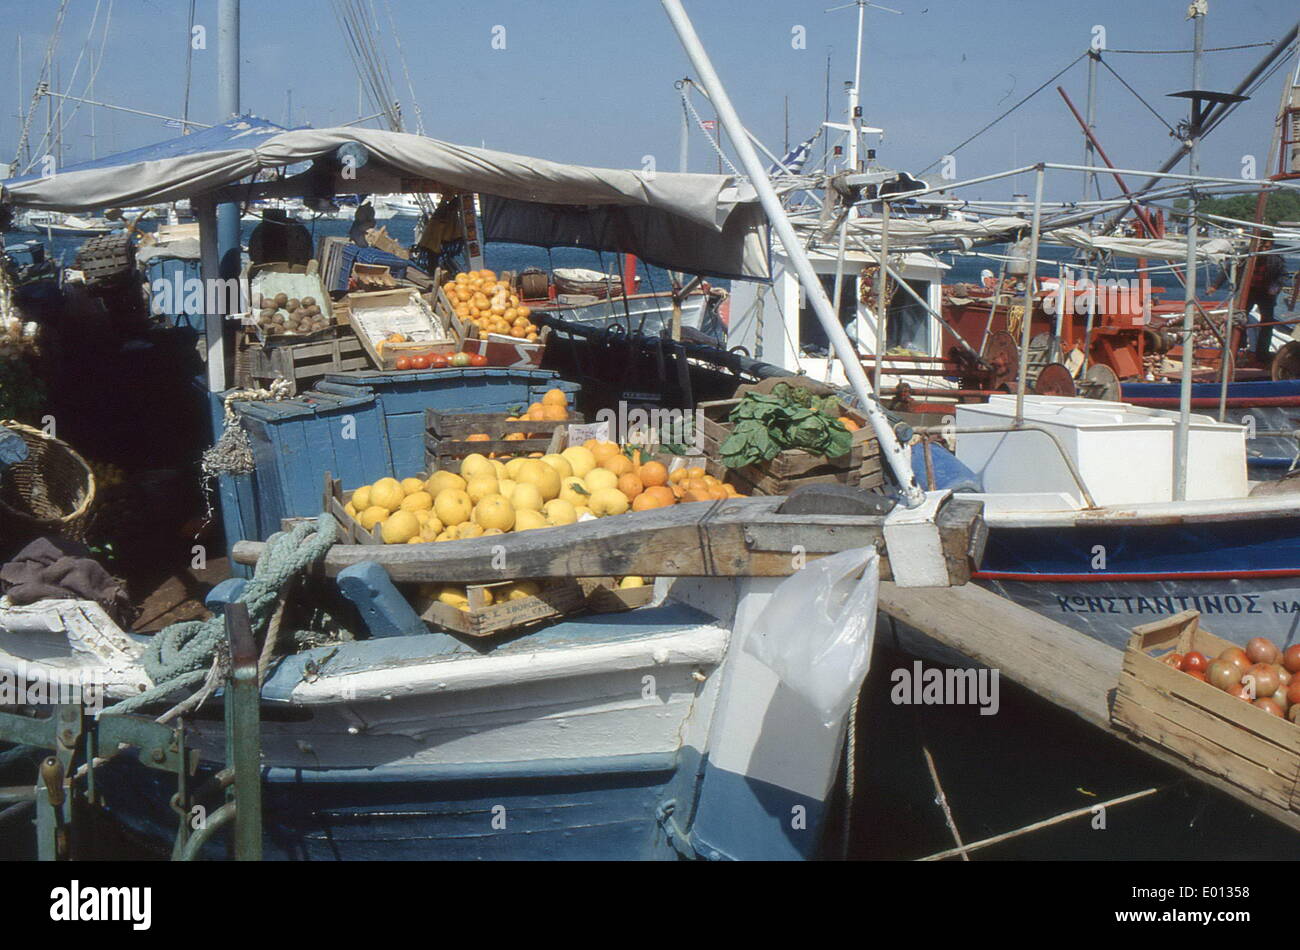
left=442, top=269, right=539, bottom=342
left=343, top=443, right=646, bottom=545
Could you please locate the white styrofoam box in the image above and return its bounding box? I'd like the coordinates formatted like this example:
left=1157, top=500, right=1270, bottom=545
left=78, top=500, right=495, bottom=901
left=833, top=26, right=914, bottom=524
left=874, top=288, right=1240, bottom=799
left=955, top=395, right=1246, bottom=507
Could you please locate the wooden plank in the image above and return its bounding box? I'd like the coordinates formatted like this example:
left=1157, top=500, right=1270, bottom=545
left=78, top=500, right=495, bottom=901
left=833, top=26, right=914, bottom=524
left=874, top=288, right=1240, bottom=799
left=878, top=582, right=1300, bottom=833
left=232, top=494, right=985, bottom=585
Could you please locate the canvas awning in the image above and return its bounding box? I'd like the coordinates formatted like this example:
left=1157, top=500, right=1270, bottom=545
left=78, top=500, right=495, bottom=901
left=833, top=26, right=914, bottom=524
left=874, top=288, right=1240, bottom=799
left=1, top=117, right=770, bottom=280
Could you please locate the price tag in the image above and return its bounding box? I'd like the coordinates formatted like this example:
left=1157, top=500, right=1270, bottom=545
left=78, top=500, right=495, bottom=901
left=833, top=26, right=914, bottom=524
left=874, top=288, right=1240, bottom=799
left=567, top=420, right=611, bottom=445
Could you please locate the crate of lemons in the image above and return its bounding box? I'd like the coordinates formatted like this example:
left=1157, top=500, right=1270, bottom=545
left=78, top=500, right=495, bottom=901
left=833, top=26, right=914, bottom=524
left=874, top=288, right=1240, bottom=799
left=341, top=438, right=747, bottom=548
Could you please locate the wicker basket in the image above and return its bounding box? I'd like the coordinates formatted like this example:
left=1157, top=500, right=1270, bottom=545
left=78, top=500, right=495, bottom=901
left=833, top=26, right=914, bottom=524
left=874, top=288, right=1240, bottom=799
left=0, top=421, right=96, bottom=543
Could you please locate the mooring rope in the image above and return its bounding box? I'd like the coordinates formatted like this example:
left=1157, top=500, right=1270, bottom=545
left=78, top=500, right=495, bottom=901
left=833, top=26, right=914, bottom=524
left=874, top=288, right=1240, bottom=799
left=103, top=513, right=338, bottom=717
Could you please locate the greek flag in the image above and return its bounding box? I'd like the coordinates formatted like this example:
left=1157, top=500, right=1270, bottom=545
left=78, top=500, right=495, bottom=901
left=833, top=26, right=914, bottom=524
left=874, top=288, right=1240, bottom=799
left=769, top=131, right=819, bottom=175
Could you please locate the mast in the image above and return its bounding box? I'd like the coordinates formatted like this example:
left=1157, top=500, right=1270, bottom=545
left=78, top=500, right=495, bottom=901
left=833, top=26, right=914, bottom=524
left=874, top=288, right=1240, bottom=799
left=1173, top=3, right=1207, bottom=502
left=661, top=0, right=925, bottom=507
left=1083, top=46, right=1099, bottom=204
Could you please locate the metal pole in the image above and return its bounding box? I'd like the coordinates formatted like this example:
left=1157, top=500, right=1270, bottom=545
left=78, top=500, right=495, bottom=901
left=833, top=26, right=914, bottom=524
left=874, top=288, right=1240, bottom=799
left=1175, top=8, right=1205, bottom=502
left=1015, top=165, right=1047, bottom=425
left=224, top=603, right=262, bottom=861
left=1218, top=256, right=1237, bottom=422
left=679, top=80, right=690, bottom=173
left=197, top=198, right=226, bottom=392
left=214, top=0, right=241, bottom=395
left=661, top=0, right=924, bottom=505
left=874, top=198, right=890, bottom=393
left=1083, top=48, right=1099, bottom=204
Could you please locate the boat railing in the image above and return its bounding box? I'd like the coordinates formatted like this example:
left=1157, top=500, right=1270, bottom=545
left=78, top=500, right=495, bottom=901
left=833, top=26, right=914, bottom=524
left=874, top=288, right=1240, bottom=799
left=912, top=423, right=1099, bottom=509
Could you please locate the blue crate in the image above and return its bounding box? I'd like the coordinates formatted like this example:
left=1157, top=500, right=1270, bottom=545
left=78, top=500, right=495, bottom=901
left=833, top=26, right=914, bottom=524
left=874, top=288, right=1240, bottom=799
left=322, top=368, right=580, bottom=476
left=145, top=256, right=205, bottom=333
left=330, top=245, right=411, bottom=292
left=209, top=369, right=580, bottom=554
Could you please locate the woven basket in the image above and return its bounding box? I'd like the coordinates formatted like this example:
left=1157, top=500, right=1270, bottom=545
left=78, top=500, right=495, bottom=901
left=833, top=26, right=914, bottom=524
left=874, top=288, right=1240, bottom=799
left=0, top=421, right=96, bottom=544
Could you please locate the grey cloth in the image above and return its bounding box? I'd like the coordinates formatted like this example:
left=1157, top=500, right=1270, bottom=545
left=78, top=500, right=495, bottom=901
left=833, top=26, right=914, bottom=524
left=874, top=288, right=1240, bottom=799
left=0, top=537, right=131, bottom=624
left=2, top=123, right=770, bottom=280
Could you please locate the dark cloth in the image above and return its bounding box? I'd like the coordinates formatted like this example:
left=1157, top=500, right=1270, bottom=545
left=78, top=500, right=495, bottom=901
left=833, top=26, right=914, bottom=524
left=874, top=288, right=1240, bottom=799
left=0, top=537, right=131, bottom=623
left=1250, top=288, right=1278, bottom=364
left=248, top=211, right=313, bottom=265
left=349, top=204, right=377, bottom=247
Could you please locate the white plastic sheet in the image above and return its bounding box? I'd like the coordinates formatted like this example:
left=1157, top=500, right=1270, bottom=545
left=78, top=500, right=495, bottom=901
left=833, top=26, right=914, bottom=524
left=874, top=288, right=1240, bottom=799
left=745, top=547, right=880, bottom=728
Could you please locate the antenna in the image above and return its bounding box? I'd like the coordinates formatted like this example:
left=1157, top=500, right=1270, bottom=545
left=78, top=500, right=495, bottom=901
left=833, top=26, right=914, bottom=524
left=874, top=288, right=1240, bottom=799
left=824, top=0, right=901, bottom=171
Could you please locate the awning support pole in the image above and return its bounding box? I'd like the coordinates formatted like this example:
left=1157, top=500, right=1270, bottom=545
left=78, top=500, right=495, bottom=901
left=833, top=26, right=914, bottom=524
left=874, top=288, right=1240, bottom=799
left=874, top=197, right=890, bottom=393
left=196, top=197, right=226, bottom=393
left=661, top=0, right=924, bottom=506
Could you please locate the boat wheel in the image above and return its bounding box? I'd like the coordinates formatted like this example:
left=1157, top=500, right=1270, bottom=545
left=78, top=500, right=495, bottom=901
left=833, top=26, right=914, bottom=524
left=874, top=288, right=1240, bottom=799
left=981, top=330, right=1021, bottom=390
left=1082, top=363, right=1120, bottom=401
left=1033, top=362, right=1077, bottom=397
left=1271, top=340, right=1300, bottom=381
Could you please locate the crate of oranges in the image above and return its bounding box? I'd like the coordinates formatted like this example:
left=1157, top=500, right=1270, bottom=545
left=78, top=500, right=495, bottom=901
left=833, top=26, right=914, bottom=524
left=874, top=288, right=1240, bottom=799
left=423, top=389, right=583, bottom=473
left=547, top=429, right=746, bottom=514
left=436, top=270, right=550, bottom=368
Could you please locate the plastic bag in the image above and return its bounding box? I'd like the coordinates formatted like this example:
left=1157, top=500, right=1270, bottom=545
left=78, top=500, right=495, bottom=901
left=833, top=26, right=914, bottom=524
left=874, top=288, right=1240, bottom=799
left=744, top=546, right=880, bottom=729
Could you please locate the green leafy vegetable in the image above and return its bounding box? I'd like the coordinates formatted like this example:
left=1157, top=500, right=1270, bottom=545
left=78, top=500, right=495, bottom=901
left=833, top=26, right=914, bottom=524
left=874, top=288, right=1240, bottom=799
left=719, top=386, right=855, bottom=469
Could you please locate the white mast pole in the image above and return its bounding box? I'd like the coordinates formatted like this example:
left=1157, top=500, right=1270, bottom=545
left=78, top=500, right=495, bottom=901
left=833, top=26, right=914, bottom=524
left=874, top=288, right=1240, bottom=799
left=662, top=0, right=925, bottom=506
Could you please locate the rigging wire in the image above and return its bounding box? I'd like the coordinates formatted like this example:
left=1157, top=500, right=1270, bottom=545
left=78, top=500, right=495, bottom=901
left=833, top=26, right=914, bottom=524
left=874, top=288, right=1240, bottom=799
left=1097, top=56, right=1177, bottom=137
left=918, top=50, right=1089, bottom=176
left=384, top=0, right=425, bottom=136
left=1107, top=42, right=1274, bottom=54
left=11, top=0, right=72, bottom=173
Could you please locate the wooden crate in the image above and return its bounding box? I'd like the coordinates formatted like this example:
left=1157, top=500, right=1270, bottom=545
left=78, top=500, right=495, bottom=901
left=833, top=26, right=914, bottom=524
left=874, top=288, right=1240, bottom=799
left=242, top=326, right=370, bottom=395
left=698, top=397, right=882, bottom=495
left=323, top=474, right=383, bottom=545
left=345, top=288, right=458, bottom=370
left=579, top=576, right=655, bottom=613
left=423, top=409, right=577, bottom=473
left=420, top=578, right=587, bottom=637
left=1113, top=610, right=1300, bottom=819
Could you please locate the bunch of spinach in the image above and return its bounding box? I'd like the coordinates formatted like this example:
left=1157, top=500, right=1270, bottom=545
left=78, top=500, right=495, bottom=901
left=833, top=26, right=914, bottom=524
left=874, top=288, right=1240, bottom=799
left=719, top=383, right=855, bottom=469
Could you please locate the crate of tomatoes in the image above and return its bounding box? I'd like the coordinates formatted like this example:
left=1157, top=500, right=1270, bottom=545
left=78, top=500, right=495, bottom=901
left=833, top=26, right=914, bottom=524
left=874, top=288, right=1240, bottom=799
left=1113, top=610, right=1300, bottom=822
left=392, top=349, right=490, bottom=372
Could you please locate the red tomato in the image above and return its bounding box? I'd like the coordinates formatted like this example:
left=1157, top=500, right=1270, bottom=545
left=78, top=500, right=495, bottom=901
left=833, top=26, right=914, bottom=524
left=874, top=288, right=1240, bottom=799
left=410, top=354, right=431, bottom=370
left=1180, top=651, right=1208, bottom=674
left=395, top=357, right=411, bottom=371
left=1287, top=678, right=1300, bottom=707
left=428, top=353, right=450, bottom=369
left=1185, top=670, right=1208, bottom=682
left=1162, top=653, right=1184, bottom=669
left=469, top=353, right=489, bottom=367
left=1284, top=644, right=1300, bottom=674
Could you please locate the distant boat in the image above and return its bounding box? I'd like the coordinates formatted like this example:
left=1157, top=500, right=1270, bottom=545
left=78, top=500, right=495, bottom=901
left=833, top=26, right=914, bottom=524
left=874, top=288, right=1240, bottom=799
left=21, top=211, right=115, bottom=237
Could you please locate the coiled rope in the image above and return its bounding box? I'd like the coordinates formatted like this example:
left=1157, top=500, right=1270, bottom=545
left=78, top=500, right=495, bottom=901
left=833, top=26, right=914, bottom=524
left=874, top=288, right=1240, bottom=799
left=104, top=513, right=338, bottom=717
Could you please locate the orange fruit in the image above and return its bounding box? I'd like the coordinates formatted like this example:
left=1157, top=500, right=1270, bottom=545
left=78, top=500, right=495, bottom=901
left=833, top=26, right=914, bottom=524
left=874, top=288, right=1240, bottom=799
left=670, top=483, right=686, bottom=499
left=644, top=485, right=676, bottom=507
left=668, top=468, right=688, bottom=485
left=837, top=416, right=861, bottom=432
left=685, top=466, right=706, bottom=481
left=467, top=433, right=490, bottom=442
left=541, top=405, right=567, bottom=421
left=683, top=488, right=712, bottom=504
left=590, top=441, right=621, bottom=463
left=632, top=492, right=663, bottom=511
left=542, top=389, right=568, bottom=408
left=639, top=461, right=669, bottom=487
left=504, top=432, right=526, bottom=441
left=601, top=454, right=633, bottom=477
left=707, top=486, right=727, bottom=500
left=616, top=472, right=644, bottom=501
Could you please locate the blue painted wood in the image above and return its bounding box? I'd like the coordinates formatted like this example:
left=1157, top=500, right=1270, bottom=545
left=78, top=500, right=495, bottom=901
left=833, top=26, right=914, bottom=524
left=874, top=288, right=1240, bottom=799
left=204, top=578, right=247, bottom=612
left=97, top=752, right=689, bottom=860
left=336, top=561, right=429, bottom=639
left=144, top=257, right=205, bottom=332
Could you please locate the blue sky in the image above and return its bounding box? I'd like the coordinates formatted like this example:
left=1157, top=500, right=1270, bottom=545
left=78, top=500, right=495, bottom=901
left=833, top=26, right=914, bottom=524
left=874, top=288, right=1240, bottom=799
left=3, top=0, right=1297, bottom=199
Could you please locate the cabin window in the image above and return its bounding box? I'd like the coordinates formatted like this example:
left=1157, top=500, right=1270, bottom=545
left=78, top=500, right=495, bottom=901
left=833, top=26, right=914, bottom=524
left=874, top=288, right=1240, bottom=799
left=886, top=279, right=930, bottom=353
left=798, top=275, right=858, bottom=354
